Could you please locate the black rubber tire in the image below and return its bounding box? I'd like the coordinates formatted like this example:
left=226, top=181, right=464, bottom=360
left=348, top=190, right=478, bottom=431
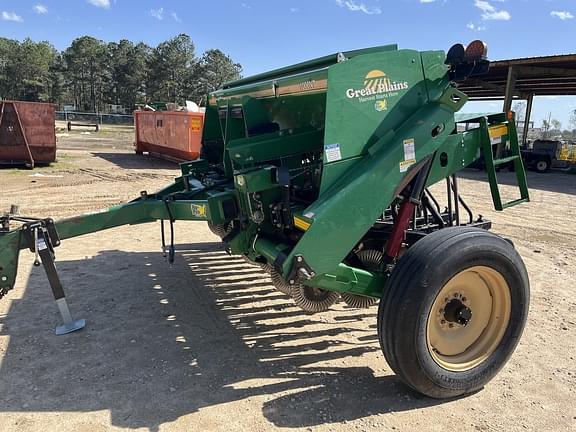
left=378, top=227, right=529, bottom=399
left=535, top=159, right=550, bottom=173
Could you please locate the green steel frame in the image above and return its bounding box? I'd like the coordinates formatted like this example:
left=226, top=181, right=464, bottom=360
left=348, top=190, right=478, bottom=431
left=0, top=44, right=529, bottom=303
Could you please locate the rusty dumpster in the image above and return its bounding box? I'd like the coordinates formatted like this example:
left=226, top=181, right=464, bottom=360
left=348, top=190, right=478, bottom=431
left=0, top=101, right=57, bottom=168
left=134, top=110, right=203, bottom=162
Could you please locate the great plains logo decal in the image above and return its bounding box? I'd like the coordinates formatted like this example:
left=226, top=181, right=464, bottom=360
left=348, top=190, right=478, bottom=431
left=345, top=70, right=409, bottom=107
left=190, top=204, right=207, bottom=218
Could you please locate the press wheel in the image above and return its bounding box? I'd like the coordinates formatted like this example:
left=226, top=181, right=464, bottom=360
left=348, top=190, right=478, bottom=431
left=341, top=249, right=382, bottom=308
left=270, top=268, right=294, bottom=296
left=207, top=221, right=231, bottom=239
left=292, top=285, right=340, bottom=313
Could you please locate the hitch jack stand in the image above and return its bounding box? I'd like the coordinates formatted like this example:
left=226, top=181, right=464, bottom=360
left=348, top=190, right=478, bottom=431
left=35, top=230, right=86, bottom=335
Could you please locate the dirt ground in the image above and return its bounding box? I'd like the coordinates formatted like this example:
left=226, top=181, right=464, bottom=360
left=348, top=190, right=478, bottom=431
left=0, top=127, right=575, bottom=432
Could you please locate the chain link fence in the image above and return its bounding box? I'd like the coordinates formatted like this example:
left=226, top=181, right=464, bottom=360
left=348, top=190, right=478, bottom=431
left=56, top=111, right=134, bottom=125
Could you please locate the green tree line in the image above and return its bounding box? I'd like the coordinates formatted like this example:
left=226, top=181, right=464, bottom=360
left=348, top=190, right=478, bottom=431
left=0, top=34, right=242, bottom=112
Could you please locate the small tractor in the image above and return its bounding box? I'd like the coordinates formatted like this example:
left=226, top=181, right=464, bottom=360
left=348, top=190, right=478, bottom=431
left=521, top=139, right=576, bottom=173
left=0, top=41, right=531, bottom=399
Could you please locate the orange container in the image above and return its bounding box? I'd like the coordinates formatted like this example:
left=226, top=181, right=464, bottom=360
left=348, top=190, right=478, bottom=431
left=0, top=101, right=56, bottom=167
left=134, top=111, right=204, bottom=162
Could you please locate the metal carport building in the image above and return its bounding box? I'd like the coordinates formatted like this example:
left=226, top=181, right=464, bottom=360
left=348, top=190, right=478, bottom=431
left=457, top=54, right=576, bottom=143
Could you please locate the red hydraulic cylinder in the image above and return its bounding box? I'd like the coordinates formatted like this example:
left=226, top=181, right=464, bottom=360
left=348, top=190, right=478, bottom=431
left=384, top=200, right=417, bottom=259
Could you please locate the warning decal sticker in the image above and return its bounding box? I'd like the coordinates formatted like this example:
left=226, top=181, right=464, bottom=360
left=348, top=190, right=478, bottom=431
left=400, top=138, right=417, bottom=172
left=324, top=143, right=342, bottom=163
left=191, top=117, right=202, bottom=132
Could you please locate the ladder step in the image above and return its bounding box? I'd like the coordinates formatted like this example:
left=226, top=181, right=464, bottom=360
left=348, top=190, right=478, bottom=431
left=500, top=198, right=530, bottom=210
left=481, top=118, right=529, bottom=212
left=493, top=155, right=520, bottom=166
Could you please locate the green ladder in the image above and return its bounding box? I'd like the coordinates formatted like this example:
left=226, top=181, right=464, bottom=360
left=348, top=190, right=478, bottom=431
left=480, top=116, right=530, bottom=211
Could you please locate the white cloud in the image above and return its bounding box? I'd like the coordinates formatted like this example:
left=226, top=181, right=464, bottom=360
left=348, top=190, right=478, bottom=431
left=86, top=0, right=110, bottom=9
left=1, top=11, right=23, bottom=22
left=474, top=0, right=510, bottom=21
left=485, top=10, right=510, bottom=20
left=335, top=0, right=381, bottom=15
left=34, top=4, right=48, bottom=14
left=467, top=22, right=486, bottom=31
left=171, top=11, right=181, bottom=22
left=420, top=0, right=437, bottom=3
left=290, top=7, right=299, bottom=13
left=551, top=10, right=574, bottom=20
left=150, top=7, right=164, bottom=20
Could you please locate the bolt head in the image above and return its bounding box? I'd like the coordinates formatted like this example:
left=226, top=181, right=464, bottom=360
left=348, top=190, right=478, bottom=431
left=296, top=256, right=303, bottom=263
left=289, top=279, right=295, bottom=285
left=1, top=276, right=6, bottom=282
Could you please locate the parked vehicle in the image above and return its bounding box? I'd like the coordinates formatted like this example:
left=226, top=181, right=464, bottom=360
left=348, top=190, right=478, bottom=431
left=521, top=139, right=571, bottom=173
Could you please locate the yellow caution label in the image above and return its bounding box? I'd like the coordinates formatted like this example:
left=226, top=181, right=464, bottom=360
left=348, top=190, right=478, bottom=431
left=293, top=216, right=311, bottom=231
left=488, top=124, right=508, bottom=139
left=399, top=159, right=416, bottom=173
left=191, top=117, right=202, bottom=132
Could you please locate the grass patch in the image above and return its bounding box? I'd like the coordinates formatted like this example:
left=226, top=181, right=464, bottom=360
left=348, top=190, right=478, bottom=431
left=5, top=169, right=25, bottom=175
left=56, top=152, right=73, bottom=160
left=49, top=160, right=74, bottom=170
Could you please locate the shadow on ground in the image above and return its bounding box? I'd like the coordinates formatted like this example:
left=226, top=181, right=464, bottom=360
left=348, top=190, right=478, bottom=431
left=0, top=163, right=51, bottom=170
left=459, top=168, right=576, bottom=195
left=0, top=242, right=447, bottom=431
left=91, top=152, right=178, bottom=170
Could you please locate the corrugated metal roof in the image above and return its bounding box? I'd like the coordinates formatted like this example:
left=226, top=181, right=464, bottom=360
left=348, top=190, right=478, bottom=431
left=458, top=53, right=576, bottom=99
left=492, top=53, right=576, bottom=66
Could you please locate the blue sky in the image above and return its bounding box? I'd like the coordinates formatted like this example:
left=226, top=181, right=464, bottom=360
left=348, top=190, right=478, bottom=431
left=1, top=0, right=575, bottom=128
